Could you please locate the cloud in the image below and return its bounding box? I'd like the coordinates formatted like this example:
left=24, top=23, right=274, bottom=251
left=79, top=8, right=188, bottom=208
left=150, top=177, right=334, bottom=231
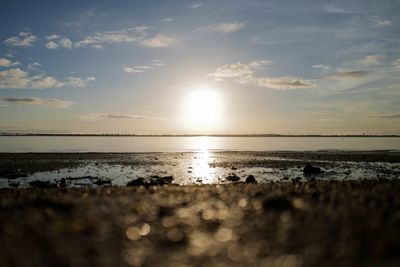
left=45, top=35, right=73, bottom=49
left=4, top=32, right=38, bottom=47
left=368, top=114, right=400, bottom=119
left=151, top=59, right=165, bottom=66
left=78, top=113, right=153, bottom=121
left=123, top=60, right=164, bottom=74
left=0, top=58, right=20, bottom=67
left=208, top=22, right=246, bottom=34
left=312, top=64, right=330, bottom=70
left=256, top=77, right=315, bottom=90
left=322, top=5, right=352, bottom=14
left=74, top=26, right=148, bottom=48
left=210, top=60, right=315, bottom=90
left=191, top=3, right=203, bottom=9
left=370, top=17, right=391, bottom=28
left=0, top=97, right=73, bottom=108
left=161, top=18, right=174, bottom=22
left=325, top=70, right=374, bottom=80
left=140, top=34, right=176, bottom=47
left=209, top=60, right=271, bottom=81
left=392, top=59, right=400, bottom=68
left=123, top=65, right=151, bottom=73
left=0, top=67, right=96, bottom=89
left=356, top=55, right=385, bottom=65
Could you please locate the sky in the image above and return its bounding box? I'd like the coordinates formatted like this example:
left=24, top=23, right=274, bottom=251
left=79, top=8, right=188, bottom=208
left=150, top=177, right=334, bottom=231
left=0, top=0, right=400, bottom=135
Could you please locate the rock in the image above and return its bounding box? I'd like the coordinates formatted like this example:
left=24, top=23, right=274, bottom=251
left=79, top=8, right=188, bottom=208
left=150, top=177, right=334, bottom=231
left=126, top=178, right=146, bottom=186
left=245, top=175, right=257, bottom=183
left=29, top=180, right=56, bottom=189
left=59, top=178, right=66, bottom=187
left=303, top=164, right=323, bottom=175
left=94, top=179, right=112, bottom=186
left=263, top=197, right=293, bottom=212
left=226, top=174, right=240, bottom=182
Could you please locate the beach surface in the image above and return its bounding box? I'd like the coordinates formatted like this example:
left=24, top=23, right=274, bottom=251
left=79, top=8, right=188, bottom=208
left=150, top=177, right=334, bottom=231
left=0, top=152, right=400, bottom=267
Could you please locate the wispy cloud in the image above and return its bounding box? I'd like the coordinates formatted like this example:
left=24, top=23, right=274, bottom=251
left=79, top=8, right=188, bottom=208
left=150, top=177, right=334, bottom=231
left=0, top=58, right=20, bottom=67
left=123, top=60, right=165, bottom=74
left=78, top=113, right=156, bottom=121
left=370, top=16, right=391, bottom=28
left=312, top=64, right=330, bottom=70
left=161, top=18, right=174, bottom=22
left=0, top=67, right=95, bottom=89
left=3, top=32, right=38, bottom=47
left=367, top=113, right=400, bottom=119
left=210, top=60, right=315, bottom=90
left=123, top=65, right=151, bottom=73
left=322, top=4, right=352, bottom=14
left=256, top=77, right=315, bottom=90
left=207, top=22, right=246, bottom=34
left=392, top=59, right=400, bottom=68
left=325, top=70, right=374, bottom=80
left=74, top=26, right=148, bottom=48
left=356, top=55, right=385, bottom=65
left=0, top=97, right=73, bottom=108
left=140, top=34, right=176, bottom=47
left=209, top=60, right=271, bottom=82
left=190, top=3, right=203, bottom=9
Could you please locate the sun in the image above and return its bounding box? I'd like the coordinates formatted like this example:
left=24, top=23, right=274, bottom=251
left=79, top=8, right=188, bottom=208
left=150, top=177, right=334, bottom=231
left=182, top=85, right=224, bottom=132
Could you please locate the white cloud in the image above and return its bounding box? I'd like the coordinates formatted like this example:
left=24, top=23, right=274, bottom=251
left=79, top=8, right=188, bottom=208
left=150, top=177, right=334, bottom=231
left=0, top=68, right=30, bottom=88
left=0, top=97, right=73, bottom=108
left=312, top=64, right=330, bottom=70
left=356, top=55, right=385, bottom=65
left=140, top=34, right=176, bottom=47
left=210, top=60, right=314, bottom=90
left=78, top=113, right=152, bottom=121
left=46, top=34, right=61, bottom=40
left=208, top=22, right=246, bottom=34
left=123, top=65, right=151, bottom=73
left=4, top=32, right=38, bottom=47
left=45, top=35, right=73, bottom=49
left=0, top=67, right=95, bottom=89
left=191, top=3, right=203, bottom=9
left=30, top=76, right=64, bottom=89
left=370, top=17, right=391, bottom=28
left=0, top=58, right=20, bottom=67
left=46, top=41, right=59, bottom=49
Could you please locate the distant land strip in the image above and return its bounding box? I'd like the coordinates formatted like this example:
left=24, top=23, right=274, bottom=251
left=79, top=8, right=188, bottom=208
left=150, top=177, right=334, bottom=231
left=1, top=133, right=399, bottom=137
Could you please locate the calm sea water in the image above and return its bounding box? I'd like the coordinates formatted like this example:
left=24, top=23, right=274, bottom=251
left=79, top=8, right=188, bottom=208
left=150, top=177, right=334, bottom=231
left=0, top=136, right=399, bottom=152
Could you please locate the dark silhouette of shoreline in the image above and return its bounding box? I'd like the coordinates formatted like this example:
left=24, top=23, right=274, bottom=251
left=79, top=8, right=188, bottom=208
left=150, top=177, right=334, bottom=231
left=1, top=133, right=399, bottom=137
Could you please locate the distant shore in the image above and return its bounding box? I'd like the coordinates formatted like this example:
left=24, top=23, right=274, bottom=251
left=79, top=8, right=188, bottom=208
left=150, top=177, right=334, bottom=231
left=1, top=133, right=400, bottom=137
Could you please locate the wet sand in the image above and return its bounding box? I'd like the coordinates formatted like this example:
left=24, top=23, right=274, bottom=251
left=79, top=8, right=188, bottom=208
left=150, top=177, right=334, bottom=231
left=0, top=152, right=400, bottom=267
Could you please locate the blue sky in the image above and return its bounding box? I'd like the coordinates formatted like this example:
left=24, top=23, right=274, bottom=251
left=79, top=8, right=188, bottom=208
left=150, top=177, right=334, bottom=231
left=0, top=0, right=399, bottom=134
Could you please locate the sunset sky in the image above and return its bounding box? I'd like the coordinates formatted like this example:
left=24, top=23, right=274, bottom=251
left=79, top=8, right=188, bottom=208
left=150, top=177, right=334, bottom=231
left=0, top=0, right=399, bottom=134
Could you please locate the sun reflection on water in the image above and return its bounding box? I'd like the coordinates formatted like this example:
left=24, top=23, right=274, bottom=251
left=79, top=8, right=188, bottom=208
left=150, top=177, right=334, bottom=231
left=190, top=137, right=216, bottom=184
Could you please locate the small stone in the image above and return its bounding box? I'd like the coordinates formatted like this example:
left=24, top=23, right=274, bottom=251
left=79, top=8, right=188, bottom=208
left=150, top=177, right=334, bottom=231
left=303, top=163, right=323, bottom=175
left=226, top=174, right=240, bottom=182
left=245, top=175, right=257, bottom=183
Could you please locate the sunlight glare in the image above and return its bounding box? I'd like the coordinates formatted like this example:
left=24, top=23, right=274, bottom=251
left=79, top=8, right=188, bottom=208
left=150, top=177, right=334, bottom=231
left=183, top=86, right=223, bottom=132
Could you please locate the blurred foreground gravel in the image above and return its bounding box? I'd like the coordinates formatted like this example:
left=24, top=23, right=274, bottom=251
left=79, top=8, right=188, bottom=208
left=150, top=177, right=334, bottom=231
left=1, top=180, right=400, bottom=267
